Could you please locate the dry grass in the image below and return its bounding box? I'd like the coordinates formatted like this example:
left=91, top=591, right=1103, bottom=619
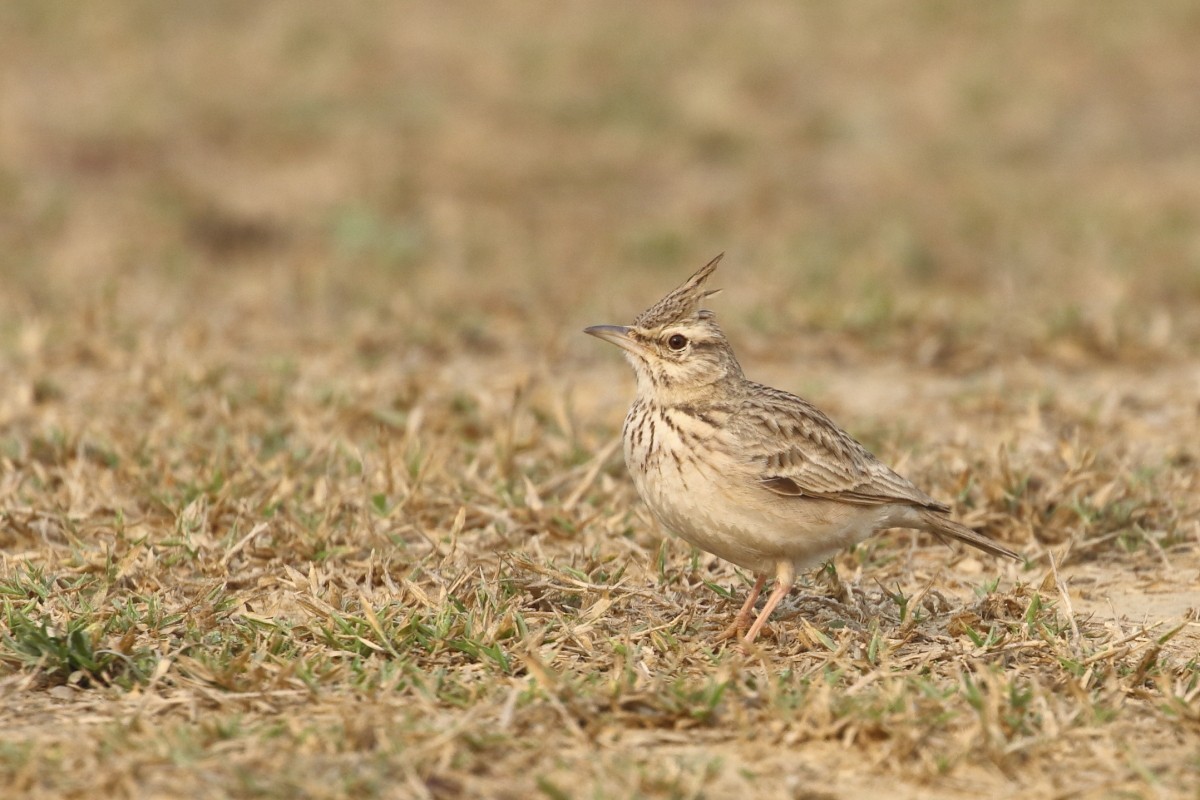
left=2, top=2, right=1199, bottom=798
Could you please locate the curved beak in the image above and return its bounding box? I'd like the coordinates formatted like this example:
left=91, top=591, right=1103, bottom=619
left=584, top=325, right=646, bottom=358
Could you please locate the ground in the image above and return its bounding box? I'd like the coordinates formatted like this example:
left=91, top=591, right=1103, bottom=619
left=1, top=3, right=1199, bottom=799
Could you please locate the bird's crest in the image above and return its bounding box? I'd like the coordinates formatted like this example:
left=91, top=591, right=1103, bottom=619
left=634, top=253, right=724, bottom=328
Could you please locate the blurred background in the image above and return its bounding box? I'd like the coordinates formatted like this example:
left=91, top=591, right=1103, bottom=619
left=2, top=1, right=1199, bottom=383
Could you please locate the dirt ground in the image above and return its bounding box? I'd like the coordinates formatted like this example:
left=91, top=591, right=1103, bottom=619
left=2, top=3, right=1198, bottom=799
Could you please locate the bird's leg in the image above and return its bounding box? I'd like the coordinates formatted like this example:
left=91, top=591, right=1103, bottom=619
left=743, top=561, right=797, bottom=646
left=716, top=574, right=767, bottom=642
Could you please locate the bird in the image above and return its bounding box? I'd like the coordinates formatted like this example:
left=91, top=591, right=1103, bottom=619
left=584, top=254, right=1019, bottom=646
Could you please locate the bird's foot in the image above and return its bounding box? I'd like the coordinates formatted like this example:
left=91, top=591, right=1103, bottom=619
left=715, top=615, right=750, bottom=643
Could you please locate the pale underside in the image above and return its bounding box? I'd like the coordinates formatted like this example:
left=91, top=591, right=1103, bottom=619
left=623, top=389, right=941, bottom=576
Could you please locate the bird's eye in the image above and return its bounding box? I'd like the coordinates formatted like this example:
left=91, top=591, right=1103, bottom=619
left=667, top=334, right=688, bottom=351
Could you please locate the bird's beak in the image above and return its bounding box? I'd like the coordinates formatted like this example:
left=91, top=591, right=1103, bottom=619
left=584, top=325, right=647, bottom=358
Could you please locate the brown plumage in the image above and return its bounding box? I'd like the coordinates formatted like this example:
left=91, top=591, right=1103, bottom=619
left=585, top=255, right=1019, bottom=646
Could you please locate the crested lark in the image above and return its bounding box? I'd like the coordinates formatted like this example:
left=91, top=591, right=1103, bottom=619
left=585, top=255, right=1019, bottom=646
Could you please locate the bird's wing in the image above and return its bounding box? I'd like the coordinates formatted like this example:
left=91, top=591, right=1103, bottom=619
left=736, top=384, right=950, bottom=511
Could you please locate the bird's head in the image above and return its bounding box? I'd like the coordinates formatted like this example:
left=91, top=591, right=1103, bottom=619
left=585, top=254, right=744, bottom=401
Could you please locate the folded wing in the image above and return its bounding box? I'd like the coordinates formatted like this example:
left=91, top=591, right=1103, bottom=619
left=737, top=384, right=950, bottom=511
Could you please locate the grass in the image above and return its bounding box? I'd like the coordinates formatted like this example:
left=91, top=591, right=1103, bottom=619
left=2, top=2, right=1200, bottom=798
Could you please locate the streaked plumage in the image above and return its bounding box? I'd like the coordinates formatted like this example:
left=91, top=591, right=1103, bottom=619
left=585, top=254, right=1019, bottom=646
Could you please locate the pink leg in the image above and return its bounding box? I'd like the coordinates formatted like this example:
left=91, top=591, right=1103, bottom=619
left=716, top=574, right=767, bottom=642
left=743, top=561, right=797, bottom=646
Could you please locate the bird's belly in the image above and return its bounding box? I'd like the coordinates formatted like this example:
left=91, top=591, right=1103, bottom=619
left=628, top=448, right=881, bottom=575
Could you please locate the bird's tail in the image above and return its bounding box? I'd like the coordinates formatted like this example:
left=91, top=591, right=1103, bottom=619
left=915, top=508, right=1021, bottom=561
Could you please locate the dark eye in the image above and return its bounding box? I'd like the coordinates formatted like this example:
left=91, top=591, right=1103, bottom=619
left=667, top=334, right=688, bottom=351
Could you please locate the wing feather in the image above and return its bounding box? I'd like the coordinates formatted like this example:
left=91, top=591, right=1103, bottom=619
left=736, top=384, right=949, bottom=511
